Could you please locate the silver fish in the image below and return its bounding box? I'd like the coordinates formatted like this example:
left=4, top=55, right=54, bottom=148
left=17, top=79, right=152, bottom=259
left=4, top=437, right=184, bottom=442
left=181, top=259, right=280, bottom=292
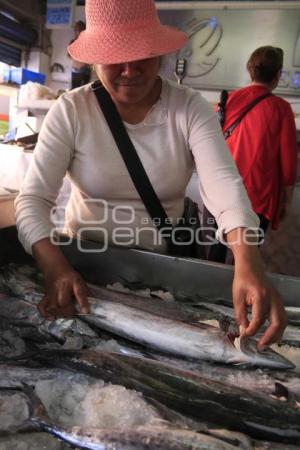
left=1, top=266, right=295, bottom=367
left=0, top=364, right=72, bottom=388
left=285, top=307, right=300, bottom=327
left=0, top=295, right=98, bottom=345
left=151, top=353, right=300, bottom=403
left=32, top=349, right=300, bottom=444
left=88, top=283, right=214, bottom=323
left=1, top=265, right=215, bottom=324
left=77, top=297, right=294, bottom=369
left=19, top=383, right=241, bottom=450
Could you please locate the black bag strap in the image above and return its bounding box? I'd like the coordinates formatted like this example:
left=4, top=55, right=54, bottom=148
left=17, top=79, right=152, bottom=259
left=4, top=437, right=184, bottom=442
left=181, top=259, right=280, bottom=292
left=91, top=80, right=171, bottom=235
left=217, top=89, right=228, bottom=128
left=223, top=92, right=272, bottom=140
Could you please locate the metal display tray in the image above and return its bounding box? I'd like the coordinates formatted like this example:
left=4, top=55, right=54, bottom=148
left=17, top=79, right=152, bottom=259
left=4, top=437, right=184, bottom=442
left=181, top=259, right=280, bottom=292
left=61, top=239, right=300, bottom=307
left=0, top=227, right=299, bottom=307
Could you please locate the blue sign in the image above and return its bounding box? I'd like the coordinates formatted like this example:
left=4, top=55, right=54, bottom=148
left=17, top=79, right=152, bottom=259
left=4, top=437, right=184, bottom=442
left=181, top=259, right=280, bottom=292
left=46, top=0, right=75, bottom=28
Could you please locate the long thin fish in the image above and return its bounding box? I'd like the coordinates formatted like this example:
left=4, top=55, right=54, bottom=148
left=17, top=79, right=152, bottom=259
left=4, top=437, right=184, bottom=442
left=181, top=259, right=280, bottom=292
left=33, top=349, right=300, bottom=444
left=20, top=383, right=239, bottom=450
left=149, top=353, right=300, bottom=403
left=0, top=364, right=71, bottom=388
left=1, top=266, right=295, bottom=367
left=77, top=297, right=294, bottom=369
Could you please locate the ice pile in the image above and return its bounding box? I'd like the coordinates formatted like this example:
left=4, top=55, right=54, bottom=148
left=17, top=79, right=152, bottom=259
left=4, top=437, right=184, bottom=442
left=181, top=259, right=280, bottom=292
left=0, top=391, right=29, bottom=430
left=35, top=371, right=162, bottom=428
left=271, top=344, right=300, bottom=374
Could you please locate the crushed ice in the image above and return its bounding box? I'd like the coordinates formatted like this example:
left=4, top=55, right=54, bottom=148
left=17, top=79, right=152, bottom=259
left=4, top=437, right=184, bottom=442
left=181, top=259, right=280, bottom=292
left=35, top=372, right=162, bottom=428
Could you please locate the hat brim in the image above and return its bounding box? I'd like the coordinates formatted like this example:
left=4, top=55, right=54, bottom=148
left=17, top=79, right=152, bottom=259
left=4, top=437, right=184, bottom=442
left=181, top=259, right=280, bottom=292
left=68, top=25, right=188, bottom=64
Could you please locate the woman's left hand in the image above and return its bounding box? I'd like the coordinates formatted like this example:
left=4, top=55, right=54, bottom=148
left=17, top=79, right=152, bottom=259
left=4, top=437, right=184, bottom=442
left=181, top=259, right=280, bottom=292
left=227, top=228, right=288, bottom=350
left=232, top=258, right=288, bottom=350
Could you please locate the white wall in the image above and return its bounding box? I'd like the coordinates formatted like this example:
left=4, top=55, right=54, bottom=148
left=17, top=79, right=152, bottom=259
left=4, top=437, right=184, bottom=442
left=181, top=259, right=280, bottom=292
left=47, top=5, right=86, bottom=92
left=159, top=8, right=300, bottom=97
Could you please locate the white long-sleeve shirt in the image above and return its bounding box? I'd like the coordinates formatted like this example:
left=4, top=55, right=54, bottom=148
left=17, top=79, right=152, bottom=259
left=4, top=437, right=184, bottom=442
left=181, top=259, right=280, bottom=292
left=15, top=78, right=258, bottom=254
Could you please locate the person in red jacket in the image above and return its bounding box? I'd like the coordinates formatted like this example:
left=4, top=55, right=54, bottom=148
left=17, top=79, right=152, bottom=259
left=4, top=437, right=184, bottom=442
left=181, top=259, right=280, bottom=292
left=224, top=46, right=297, bottom=233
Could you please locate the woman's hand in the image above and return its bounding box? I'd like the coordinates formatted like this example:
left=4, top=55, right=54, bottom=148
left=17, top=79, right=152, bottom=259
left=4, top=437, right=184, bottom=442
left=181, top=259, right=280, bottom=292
left=32, top=237, right=90, bottom=320
left=232, top=264, right=287, bottom=349
left=38, top=268, right=90, bottom=320
left=227, top=228, right=288, bottom=349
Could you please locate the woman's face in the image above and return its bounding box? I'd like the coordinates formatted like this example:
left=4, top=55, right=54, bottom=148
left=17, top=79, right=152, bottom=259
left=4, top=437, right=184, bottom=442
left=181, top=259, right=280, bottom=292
left=95, top=57, right=160, bottom=105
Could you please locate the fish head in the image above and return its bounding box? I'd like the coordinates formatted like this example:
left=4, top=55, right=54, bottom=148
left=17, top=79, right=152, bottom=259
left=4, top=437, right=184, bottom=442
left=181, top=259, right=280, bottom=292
left=239, top=337, right=295, bottom=370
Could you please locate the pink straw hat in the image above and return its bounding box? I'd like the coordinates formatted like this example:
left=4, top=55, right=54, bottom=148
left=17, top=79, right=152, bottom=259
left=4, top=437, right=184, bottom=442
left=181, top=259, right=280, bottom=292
left=68, top=0, right=188, bottom=64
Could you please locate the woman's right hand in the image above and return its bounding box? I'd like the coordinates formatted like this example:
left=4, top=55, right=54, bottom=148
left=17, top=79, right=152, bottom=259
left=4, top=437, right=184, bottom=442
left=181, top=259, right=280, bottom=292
left=32, top=238, right=90, bottom=320
left=38, top=268, right=90, bottom=320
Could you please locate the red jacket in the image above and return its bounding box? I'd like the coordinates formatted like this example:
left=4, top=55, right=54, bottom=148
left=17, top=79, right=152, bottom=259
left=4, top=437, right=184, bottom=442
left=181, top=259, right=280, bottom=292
left=222, top=84, right=297, bottom=229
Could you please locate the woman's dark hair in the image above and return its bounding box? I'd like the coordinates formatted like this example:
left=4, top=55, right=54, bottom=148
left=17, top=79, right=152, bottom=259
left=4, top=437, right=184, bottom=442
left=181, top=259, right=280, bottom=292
left=247, top=46, right=283, bottom=83
left=74, top=21, right=86, bottom=32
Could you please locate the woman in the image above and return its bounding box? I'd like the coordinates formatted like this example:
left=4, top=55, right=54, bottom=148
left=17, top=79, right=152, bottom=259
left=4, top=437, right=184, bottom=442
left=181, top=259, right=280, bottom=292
left=222, top=46, right=297, bottom=233
left=15, top=0, right=287, bottom=349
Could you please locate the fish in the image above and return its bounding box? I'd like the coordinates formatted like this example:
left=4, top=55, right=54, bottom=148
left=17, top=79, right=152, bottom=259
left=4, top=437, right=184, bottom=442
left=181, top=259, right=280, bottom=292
left=12, top=383, right=242, bottom=450
left=0, top=373, right=252, bottom=450
left=88, top=283, right=214, bottom=323
left=32, top=349, right=300, bottom=444
left=76, top=296, right=294, bottom=369
left=0, top=363, right=72, bottom=388
left=0, top=295, right=98, bottom=346
left=4, top=262, right=300, bottom=331
left=0, top=265, right=216, bottom=324
left=151, top=353, right=300, bottom=404
left=1, top=265, right=295, bottom=366
left=285, top=307, right=300, bottom=327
